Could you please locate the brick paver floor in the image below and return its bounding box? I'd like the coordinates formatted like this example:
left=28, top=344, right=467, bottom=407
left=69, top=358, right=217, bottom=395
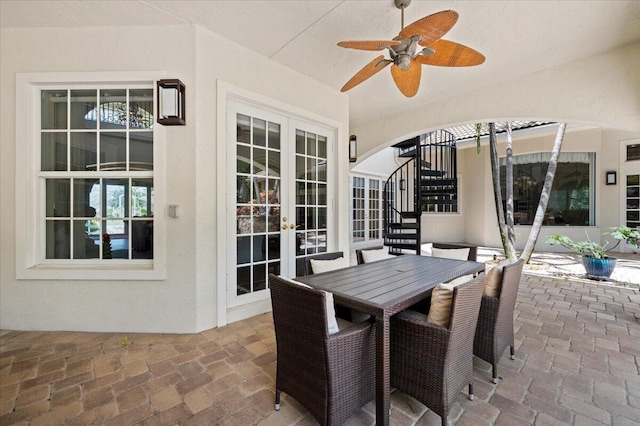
left=2, top=272, right=639, bottom=425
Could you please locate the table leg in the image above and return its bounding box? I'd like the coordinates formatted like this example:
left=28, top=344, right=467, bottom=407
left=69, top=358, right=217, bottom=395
left=375, top=315, right=390, bottom=426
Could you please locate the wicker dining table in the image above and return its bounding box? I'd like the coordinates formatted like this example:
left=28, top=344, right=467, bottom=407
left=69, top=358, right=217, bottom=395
left=296, top=254, right=485, bottom=426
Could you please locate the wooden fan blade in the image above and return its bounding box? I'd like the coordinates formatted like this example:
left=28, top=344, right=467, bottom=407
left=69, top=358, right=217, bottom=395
left=337, top=40, right=401, bottom=51
left=416, top=39, right=486, bottom=67
left=341, top=55, right=391, bottom=92
left=399, top=10, right=458, bottom=47
left=391, top=59, right=421, bottom=98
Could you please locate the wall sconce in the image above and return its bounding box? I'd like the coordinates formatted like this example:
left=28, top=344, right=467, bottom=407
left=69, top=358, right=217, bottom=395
left=606, top=171, right=617, bottom=185
left=349, top=135, right=357, bottom=163
left=157, top=79, right=186, bottom=125
left=399, top=178, right=406, bottom=191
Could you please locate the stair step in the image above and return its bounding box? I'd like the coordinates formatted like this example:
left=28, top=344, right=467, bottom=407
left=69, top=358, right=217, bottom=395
left=384, top=232, right=418, bottom=239
left=421, top=170, right=446, bottom=177
left=385, top=242, right=420, bottom=250
left=400, top=211, right=421, bottom=219
left=421, top=178, right=456, bottom=186
left=420, top=199, right=458, bottom=206
left=421, top=189, right=457, bottom=195
left=388, top=222, right=420, bottom=229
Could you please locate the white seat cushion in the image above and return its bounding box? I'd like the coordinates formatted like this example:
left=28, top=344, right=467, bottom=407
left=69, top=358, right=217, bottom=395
left=431, top=247, right=470, bottom=261
left=310, top=256, right=349, bottom=274
left=279, top=276, right=340, bottom=334
left=447, top=274, right=474, bottom=286
left=483, top=259, right=511, bottom=297
left=420, top=243, right=433, bottom=257
left=361, top=247, right=395, bottom=263
left=426, top=280, right=466, bottom=328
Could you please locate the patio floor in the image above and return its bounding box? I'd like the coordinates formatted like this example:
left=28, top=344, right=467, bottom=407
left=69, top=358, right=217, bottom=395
left=1, top=254, right=639, bottom=425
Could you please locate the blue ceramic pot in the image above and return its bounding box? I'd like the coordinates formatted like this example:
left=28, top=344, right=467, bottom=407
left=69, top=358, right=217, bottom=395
left=581, top=255, right=617, bottom=280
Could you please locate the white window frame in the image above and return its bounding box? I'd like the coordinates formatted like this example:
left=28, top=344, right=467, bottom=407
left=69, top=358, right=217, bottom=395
left=15, top=72, right=166, bottom=280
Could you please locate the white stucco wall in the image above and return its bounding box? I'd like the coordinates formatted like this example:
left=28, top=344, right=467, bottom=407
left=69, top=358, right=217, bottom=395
left=0, top=24, right=349, bottom=333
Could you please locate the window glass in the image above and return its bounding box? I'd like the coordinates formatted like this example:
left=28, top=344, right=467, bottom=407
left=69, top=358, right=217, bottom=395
left=627, top=144, right=640, bottom=162
left=41, top=90, right=67, bottom=130
left=41, top=133, right=68, bottom=171
left=40, top=86, right=154, bottom=262
left=70, top=90, right=97, bottom=129
left=129, top=131, right=153, bottom=170
left=500, top=152, right=594, bottom=226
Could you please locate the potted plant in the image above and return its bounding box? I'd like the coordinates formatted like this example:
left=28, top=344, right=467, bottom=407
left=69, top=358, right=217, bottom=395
left=546, top=226, right=639, bottom=279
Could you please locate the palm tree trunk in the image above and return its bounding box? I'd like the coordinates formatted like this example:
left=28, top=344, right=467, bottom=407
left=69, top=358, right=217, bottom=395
left=489, top=123, right=517, bottom=260
left=505, top=123, right=516, bottom=257
left=520, top=123, right=567, bottom=263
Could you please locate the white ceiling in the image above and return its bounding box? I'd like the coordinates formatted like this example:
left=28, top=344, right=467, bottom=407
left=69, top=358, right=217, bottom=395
left=2, top=0, right=639, bottom=126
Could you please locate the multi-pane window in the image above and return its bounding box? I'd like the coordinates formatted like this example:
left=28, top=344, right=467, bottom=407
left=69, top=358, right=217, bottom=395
left=40, top=87, right=154, bottom=261
left=500, top=152, right=595, bottom=226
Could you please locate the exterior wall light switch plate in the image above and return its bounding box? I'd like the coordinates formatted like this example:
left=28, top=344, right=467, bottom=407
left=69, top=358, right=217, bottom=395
left=168, top=205, right=179, bottom=218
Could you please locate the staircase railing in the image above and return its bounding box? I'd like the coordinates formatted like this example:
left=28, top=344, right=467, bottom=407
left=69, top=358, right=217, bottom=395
left=383, top=130, right=458, bottom=253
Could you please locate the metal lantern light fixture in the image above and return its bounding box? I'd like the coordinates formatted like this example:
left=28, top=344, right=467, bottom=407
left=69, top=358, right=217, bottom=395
left=157, top=79, right=186, bottom=125
left=349, top=135, right=357, bottom=162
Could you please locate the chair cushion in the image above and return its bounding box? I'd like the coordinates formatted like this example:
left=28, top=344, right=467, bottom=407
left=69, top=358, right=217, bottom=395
left=483, top=259, right=511, bottom=297
left=279, top=276, right=340, bottom=334
left=361, top=247, right=395, bottom=263
left=426, top=280, right=466, bottom=328
left=310, top=256, right=349, bottom=274
left=420, top=243, right=433, bottom=257
left=397, top=309, right=428, bottom=322
left=447, top=274, right=474, bottom=286
left=431, top=247, right=470, bottom=260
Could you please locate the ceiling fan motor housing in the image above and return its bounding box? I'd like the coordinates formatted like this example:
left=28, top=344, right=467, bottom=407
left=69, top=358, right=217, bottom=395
left=394, top=0, right=411, bottom=9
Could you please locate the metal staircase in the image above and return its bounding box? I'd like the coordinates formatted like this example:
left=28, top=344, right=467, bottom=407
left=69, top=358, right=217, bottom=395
left=383, top=130, right=458, bottom=254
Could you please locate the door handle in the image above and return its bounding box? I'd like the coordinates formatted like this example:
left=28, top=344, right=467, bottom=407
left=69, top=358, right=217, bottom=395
left=282, top=224, right=288, bottom=230
left=290, top=224, right=296, bottom=230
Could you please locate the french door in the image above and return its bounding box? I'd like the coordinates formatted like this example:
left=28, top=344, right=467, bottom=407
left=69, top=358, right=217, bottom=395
left=227, top=101, right=334, bottom=307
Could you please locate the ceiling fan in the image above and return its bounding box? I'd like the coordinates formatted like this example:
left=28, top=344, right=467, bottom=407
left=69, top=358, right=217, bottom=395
left=337, top=0, right=485, bottom=97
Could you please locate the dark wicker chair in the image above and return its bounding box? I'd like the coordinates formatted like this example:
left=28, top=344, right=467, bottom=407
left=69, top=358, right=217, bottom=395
left=296, top=251, right=345, bottom=277
left=390, top=277, right=484, bottom=426
left=355, top=245, right=401, bottom=264
left=269, top=274, right=376, bottom=425
left=431, top=242, right=478, bottom=261
left=474, top=259, right=524, bottom=383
